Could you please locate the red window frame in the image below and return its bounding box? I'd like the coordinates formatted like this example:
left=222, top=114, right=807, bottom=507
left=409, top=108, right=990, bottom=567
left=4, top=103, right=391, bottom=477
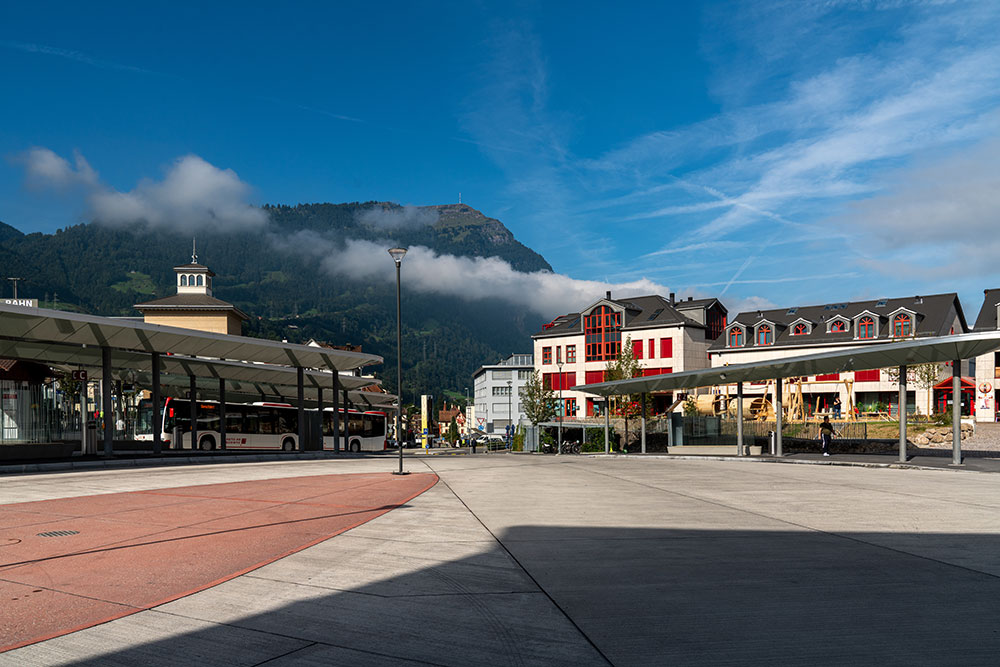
left=565, top=398, right=577, bottom=417
left=893, top=313, right=912, bottom=336
left=566, top=345, right=576, bottom=363
left=830, top=320, right=847, bottom=333
left=660, top=338, right=672, bottom=358
left=542, top=372, right=554, bottom=390
left=633, top=339, right=643, bottom=359
left=858, top=316, right=875, bottom=339
left=648, top=339, right=655, bottom=359
left=728, top=328, right=744, bottom=347
left=584, top=306, right=622, bottom=361
left=542, top=347, right=552, bottom=364
left=556, top=346, right=562, bottom=364
left=792, top=323, right=808, bottom=336
left=816, top=373, right=839, bottom=381
left=585, top=370, right=605, bottom=384
left=756, top=325, right=772, bottom=346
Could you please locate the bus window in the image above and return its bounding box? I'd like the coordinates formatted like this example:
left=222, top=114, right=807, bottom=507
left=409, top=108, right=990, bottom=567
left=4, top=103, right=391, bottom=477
left=244, top=408, right=261, bottom=434
left=363, top=415, right=376, bottom=438
left=258, top=409, right=277, bottom=434
left=226, top=409, right=244, bottom=434
left=278, top=411, right=297, bottom=434
left=198, top=403, right=220, bottom=432
left=349, top=414, right=363, bottom=436
left=322, top=412, right=336, bottom=436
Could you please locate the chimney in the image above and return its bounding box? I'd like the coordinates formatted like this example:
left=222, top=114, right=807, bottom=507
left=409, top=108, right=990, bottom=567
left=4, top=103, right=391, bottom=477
left=606, top=290, right=612, bottom=300
left=688, top=296, right=693, bottom=301
left=669, top=292, right=675, bottom=305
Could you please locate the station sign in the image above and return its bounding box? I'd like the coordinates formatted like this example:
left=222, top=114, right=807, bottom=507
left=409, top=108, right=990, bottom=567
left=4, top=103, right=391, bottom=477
left=3, top=298, right=38, bottom=308
left=71, top=370, right=88, bottom=381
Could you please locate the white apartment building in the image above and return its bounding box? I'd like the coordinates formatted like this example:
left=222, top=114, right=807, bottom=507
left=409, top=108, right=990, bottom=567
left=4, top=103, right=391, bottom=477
left=710, top=293, right=971, bottom=418
left=471, top=353, right=533, bottom=433
left=532, top=292, right=727, bottom=417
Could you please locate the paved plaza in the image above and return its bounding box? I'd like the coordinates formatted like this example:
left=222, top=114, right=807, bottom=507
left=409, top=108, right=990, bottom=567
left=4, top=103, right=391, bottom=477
left=2, top=454, right=1000, bottom=665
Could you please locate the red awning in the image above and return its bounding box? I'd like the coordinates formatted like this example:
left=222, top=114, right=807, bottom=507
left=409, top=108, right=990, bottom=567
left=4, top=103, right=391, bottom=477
left=932, top=376, right=975, bottom=390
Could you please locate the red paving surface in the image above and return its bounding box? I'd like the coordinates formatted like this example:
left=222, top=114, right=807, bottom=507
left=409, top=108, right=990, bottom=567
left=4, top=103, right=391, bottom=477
left=0, top=471, right=438, bottom=652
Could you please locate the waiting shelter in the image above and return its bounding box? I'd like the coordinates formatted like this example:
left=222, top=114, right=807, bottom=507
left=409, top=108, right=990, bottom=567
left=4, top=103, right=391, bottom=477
left=0, top=301, right=384, bottom=456
left=578, top=330, right=1000, bottom=464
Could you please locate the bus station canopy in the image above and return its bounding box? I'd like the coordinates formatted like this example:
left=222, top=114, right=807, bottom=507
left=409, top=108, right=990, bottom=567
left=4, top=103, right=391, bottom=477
left=578, top=331, right=1000, bottom=396
left=0, top=303, right=381, bottom=371
left=0, top=337, right=378, bottom=392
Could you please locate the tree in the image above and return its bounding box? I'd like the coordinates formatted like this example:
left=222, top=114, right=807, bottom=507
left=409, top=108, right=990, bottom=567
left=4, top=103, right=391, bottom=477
left=447, top=416, right=459, bottom=444
left=884, top=363, right=944, bottom=416
left=520, top=370, right=556, bottom=426
left=605, top=335, right=641, bottom=450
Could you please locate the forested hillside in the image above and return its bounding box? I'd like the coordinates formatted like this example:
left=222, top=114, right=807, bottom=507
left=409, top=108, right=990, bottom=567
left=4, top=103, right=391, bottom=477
left=0, top=203, right=549, bottom=405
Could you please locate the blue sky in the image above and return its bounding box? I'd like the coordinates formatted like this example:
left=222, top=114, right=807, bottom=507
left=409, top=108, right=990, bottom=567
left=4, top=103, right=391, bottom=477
left=3, top=1, right=1000, bottom=318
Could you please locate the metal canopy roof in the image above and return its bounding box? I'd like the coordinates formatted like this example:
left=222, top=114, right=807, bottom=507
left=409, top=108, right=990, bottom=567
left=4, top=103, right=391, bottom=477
left=0, top=303, right=381, bottom=371
left=579, top=331, right=1000, bottom=396
left=0, top=337, right=377, bottom=391
left=136, top=371, right=395, bottom=408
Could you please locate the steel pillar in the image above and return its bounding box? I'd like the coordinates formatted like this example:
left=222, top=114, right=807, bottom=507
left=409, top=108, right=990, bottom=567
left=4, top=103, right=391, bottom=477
left=332, top=372, right=341, bottom=453
left=640, top=392, right=647, bottom=454
left=953, top=360, right=962, bottom=466
left=189, top=374, right=198, bottom=451
left=775, top=379, right=783, bottom=457
left=898, top=365, right=907, bottom=463
left=297, top=366, right=305, bottom=452
left=219, top=377, right=227, bottom=450
left=737, top=382, right=744, bottom=456
left=151, top=352, right=161, bottom=455
left=102, top=346, right=113, bottom=457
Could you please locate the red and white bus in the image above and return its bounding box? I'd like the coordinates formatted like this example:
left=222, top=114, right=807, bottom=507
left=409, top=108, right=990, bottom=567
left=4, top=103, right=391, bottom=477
left=136, top=397, right=388, bottom=452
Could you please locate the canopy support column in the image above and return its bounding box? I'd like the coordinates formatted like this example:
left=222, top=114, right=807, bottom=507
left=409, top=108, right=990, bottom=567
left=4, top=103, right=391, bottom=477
left=316, top=386, right=323, bottom=450
left=189, top=374, right=198, bottom=451
left=297, top=366, right=305, bottom=452
left=343, top=389, right=351, bottom=452
left=952, top=360, right=963, bottom=466
left=219, top=377, right=227, bottom=450
left=640, top=392, right=647, bottom=454
left=151, top=352, right=161, bottom=456
left=331, top=373, right=340, bottom=454
left=604, top=399, right=610, bottom=454
left=102, top=346, right=113, bottom=457
left=737, top=382, right=744, bottom=457
left=775, top=379, right=783, bottom=457
left=898, top=365, right=907, bottom=463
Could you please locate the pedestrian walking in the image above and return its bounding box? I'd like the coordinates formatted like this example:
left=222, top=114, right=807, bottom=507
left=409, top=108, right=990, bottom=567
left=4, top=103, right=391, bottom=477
left=820, top=416, right=835, bottom=457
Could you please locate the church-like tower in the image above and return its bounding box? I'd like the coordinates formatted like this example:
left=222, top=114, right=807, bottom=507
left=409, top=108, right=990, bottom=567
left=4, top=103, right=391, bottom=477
left=135, top=245, right=248, bottom=335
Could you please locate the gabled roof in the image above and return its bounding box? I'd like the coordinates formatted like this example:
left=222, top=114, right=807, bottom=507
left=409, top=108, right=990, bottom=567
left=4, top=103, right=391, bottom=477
left=973, top=289, right=1000, bottom=331
left=533, top=294, right=716, bottom=338
left=711, top=293, right=966, bottom=352
left=135, top=293, right=249, bottom=320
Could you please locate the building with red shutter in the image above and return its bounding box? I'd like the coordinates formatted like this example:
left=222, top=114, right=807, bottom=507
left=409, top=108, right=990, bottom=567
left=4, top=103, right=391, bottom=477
left=710, top=293, right=971, bottom=418
left=532, top=292, right=728, bottom=418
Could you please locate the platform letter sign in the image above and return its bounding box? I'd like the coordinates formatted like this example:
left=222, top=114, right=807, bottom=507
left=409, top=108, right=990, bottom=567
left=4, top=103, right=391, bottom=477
left=3, top=298, right=38, bottom=308
left=71, top=370, right=88, bottom=382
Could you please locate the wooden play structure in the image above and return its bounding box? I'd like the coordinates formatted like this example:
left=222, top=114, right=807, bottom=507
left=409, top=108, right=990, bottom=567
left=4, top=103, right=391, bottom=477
left=706, top=377, right=858, bottom=422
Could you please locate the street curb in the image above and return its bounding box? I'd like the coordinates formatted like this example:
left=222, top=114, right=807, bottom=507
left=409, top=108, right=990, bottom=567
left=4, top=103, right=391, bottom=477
left=584, top=453, right=986, bottom=473
left=0, top=451, right=357, bottom=476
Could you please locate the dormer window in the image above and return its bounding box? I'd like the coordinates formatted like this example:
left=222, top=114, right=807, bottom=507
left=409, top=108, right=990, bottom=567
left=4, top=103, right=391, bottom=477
left=858, top=316, right=876, bottom=339
left=892, top=313, right=912, bottom=336
left=727, top=325, right=745, bottom=347
left=792, top=323, right=807, bottom=336
left=756, top=324, right=773, bottom=346
left=828, top=316, right=849, bottom=333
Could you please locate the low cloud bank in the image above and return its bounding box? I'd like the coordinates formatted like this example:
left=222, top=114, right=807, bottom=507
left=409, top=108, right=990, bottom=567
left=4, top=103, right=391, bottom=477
left=357, top=204, right=438, bottom=229
left=274, top=231, right=670, bottom=317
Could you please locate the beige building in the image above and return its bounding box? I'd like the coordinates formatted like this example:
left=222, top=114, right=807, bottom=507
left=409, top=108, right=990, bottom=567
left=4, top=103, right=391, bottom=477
left=532, top=292, right=727, bottom=417
left=135, top=258, right=248, bottom=335
left=710, top=293, right=970, bottom=418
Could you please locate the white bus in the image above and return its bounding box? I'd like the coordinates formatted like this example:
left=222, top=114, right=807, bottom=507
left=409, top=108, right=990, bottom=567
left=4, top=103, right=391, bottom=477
left=136, top=397, right=388, bottom=452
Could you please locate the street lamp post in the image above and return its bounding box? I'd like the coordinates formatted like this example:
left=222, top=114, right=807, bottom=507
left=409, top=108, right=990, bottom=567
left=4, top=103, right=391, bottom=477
left=388, top=247, right=408, bottom=476
left=556, top=360, right=563, bottom=456
left=506, top=379, right=512, bottom=450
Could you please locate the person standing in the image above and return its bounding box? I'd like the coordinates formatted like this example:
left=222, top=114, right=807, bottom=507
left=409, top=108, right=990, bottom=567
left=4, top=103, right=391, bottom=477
left=820, top=416, right=835, bottom=457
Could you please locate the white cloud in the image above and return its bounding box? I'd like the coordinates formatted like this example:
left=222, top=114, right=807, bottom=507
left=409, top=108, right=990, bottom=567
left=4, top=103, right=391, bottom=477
left=275, top=231, right=670, bottom=317
left=18, top=149, right=268, bottom=233
left=19, top=147, right=99, bottom=189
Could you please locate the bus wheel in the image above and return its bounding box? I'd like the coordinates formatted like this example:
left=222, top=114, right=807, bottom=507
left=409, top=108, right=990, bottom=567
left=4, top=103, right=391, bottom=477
left=199, top=436, right=214, bottom=451
left=350, top=441, right=361, bottom=453
left=282, top=438, right=295, bottom=452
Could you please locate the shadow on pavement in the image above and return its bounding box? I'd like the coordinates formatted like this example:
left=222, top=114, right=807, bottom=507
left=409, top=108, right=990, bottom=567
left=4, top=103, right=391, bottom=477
left=12, top=523, right=1000, bottom=666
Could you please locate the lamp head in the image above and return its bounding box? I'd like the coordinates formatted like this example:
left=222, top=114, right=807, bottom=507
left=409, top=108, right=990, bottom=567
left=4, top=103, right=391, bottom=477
left=388, top=247, right=408, bottom=264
